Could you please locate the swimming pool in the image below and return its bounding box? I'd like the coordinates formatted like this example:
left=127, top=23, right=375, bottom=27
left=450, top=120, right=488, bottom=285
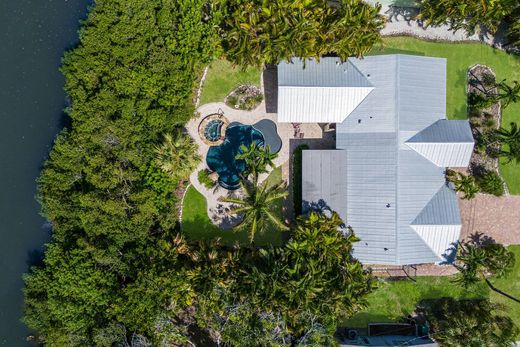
left=206, top=123, right=265, bottom=190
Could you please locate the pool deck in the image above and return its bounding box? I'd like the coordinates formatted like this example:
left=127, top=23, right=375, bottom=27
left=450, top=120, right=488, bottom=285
left=185, top=101, right=326, bottom=228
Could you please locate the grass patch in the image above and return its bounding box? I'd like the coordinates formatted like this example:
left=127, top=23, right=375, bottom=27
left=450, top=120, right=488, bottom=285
left=345, top=246, right=519, bottom=335
left=199, top=59, right=261, bottom=105
left=181, top=167, right=284, bottom=245
left=344, top=276, right=488, bottom=328
left=372, top=37, right=520, bottom=194
left=489, top=245, right=520, bottom=332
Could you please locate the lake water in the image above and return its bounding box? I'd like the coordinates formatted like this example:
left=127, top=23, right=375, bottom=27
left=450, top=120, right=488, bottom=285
left=0, top=1, right=89, bottom=345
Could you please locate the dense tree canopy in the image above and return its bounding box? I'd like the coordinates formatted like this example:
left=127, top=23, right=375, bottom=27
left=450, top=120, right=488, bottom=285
left=218, top=0, right=385, bottom=66
left=24, top=0, right=219, bottom=344
left=193, top=212, right=374, bottom=345
left=422, top=298, right=518, bottom=347
left=24, top=0, right=379, bottom=345
left=417, top=0, right=520, bottom=37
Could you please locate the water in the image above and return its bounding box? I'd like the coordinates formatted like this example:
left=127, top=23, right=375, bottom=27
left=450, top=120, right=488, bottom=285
left=0, top=1, right=89, bottom=345
left=206, top=124, right=264, bottom=190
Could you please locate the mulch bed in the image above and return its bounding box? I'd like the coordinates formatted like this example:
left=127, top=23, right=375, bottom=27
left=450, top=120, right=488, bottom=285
left=466, top=64, right=508, bottom=193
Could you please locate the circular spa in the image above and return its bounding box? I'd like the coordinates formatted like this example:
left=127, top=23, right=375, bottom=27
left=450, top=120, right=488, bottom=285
left=198, top=113, right=229, bottom=146
left=207, top=123, right=265, bottom=190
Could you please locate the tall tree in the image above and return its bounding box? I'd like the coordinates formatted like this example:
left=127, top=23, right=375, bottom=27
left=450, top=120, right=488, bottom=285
left=235, top=142, right=277, bottom=182
left=423, top=298, right=518, bottom=347
left=194, top=211, right=374, bottom=345
left=493, top=122, right=520, bottom=163
left=154, top=131, right=201, bottom=180
left=495, top=80, right=520, bottom=108
left=218, top=0, right=385, bottom=66
left=417, top=0, right=518, bottom=35
left=221, top=179, right=289, bottom=243
left=24, top=0, right=220, bottom=344
left=454, top=241, right=519, bottom=303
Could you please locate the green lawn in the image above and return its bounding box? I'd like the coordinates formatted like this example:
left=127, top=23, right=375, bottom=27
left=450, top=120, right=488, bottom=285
left=181, top=166, right=284, bottom=245
left=345, top=246, right=520, bottom=335
left=199, top=59, right=261, bottom=105
left=489, top=245, right=520, bottom=327
left=373, top=37, right=520, bottom=194
left=344, top=276, right=488, bottom=328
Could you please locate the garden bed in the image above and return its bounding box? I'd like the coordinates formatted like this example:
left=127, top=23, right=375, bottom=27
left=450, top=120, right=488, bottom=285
left=225, top=84, right=263, bottom=110
left=467, top=64, right=507, bottom=195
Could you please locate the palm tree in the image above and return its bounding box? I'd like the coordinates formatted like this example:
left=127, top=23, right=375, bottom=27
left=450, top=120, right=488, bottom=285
left=154, top=130, right=200, bottom=180
left=219, top=0, right=384, bottom=66
left=493, top=122, right=520, bottom=163
left=454, top=242, right=520, bottom=304
left=235, top=142, right=277, bottom=182
left=220, top=179, right=288, bottom=243
left=495, top=122, right=520, bottom=143
left=495, top=80, right=520, bottom=108
left=424, top=298, right=518, bottom=347
left=448, top=172, right=479, bottom=200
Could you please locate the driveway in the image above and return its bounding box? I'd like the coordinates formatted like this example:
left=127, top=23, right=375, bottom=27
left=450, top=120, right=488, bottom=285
left=459, top=193, right=520, bottom=245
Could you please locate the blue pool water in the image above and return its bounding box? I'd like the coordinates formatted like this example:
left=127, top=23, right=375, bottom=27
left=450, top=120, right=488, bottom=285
left=207, top=124, right=264, bottom=190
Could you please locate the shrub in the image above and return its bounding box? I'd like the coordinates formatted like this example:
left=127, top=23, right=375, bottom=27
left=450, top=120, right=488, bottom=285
left=476, top=171, right=505, bottom=196
left=198, top=169, right=215, bottom=189
left=507, top=16, right=520, bottom=47
left=293, top=144, right=309, bottom=216
left=483, top=117, right=497, bottom=128
left=468, top=91, right=495, bottom=110
left=481, top=71, right=496, bottom=88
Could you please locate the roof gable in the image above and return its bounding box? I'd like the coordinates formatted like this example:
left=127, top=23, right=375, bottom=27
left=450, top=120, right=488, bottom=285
left=277, top=58, right=374, bottom=123
left=411, top=184, right=461, bottom=225
left=406, top=120, right=474, bottom=167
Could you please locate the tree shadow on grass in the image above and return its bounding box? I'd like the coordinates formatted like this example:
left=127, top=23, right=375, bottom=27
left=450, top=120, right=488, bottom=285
left=181, top=215, right=282, bottom=247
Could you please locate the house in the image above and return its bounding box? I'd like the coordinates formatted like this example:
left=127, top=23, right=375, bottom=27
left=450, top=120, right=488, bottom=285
left=277, top=55, right=474, bottom=265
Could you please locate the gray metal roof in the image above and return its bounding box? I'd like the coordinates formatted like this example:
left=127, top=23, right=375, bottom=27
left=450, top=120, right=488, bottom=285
left=302, top=150, right=348, bottom=217
left=412, top=184, right=461, bottom=226
left=407, top=119, right=474, bottom=143
left=405, top=119, right=474, bottom=167
left=277, top=58, right=374, bottom=123
left=278, top=58, right=373, bottom=87
left=301, top=54, right=474, bottom=265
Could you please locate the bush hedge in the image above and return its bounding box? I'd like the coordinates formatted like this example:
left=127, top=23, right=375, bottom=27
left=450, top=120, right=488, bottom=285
left=292, top=144, right=309, bottom=217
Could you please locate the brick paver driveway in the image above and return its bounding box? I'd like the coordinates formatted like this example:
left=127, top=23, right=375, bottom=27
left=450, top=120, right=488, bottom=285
left=459, top=193, right=520, bottom=245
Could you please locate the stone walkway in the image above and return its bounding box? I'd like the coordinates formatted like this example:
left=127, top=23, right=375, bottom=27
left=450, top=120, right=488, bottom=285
left=185, top=101, right=326, bottom=228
